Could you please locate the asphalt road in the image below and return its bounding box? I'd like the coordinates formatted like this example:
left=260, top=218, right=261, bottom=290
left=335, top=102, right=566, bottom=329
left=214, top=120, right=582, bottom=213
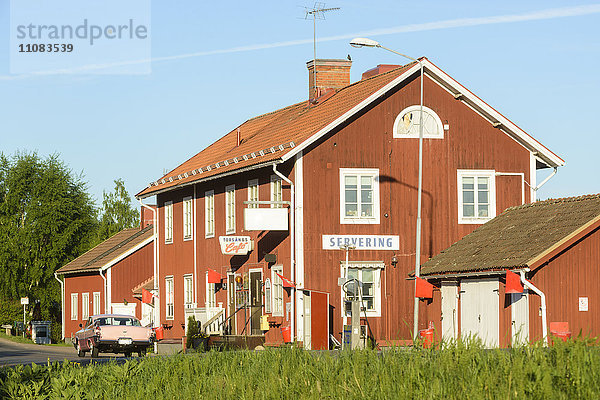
left=0, top=337, right=129, bottom=367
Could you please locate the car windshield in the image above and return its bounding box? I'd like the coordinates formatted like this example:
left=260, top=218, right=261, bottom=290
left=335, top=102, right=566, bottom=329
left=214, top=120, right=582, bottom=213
left=95, top=317, right=141, bottom=327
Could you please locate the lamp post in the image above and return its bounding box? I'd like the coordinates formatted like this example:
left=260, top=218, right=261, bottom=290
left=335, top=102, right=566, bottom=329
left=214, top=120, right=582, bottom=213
left=350, top=37, right=424, bottom=339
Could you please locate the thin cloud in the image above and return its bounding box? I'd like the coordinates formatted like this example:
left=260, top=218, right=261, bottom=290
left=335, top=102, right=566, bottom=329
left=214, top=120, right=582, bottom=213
left=2, top=4, right=599, bottom=80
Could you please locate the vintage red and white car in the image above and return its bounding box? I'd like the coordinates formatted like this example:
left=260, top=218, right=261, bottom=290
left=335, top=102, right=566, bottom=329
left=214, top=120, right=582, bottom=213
left=73, top=314, right=154, bottom=358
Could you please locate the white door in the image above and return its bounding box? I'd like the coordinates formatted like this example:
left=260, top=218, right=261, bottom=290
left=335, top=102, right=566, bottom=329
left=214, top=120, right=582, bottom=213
left=460, top=278, right=499, bottom=347
left=511, top=290, right=529, bottom=346
left=111, top=303, right=136, bottom=316
left=141, top=302, right=153, bottom=327
left=303, top=291, right=311, bottom=350
left=441, top=281, right=458, bottom=342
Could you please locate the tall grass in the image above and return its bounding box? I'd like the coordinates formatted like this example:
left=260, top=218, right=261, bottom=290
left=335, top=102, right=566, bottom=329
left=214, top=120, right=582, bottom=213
left=1, top=340, right=600, bottom=399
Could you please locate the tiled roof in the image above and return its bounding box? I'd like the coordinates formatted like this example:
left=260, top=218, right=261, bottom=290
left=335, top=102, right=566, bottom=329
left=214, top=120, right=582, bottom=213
left=132, top=277, right=154, bottom=296
left=420, top=194, right=600, bottom=276
left=136, top=62, right=416, bottom=198
left=56, top=225, right=154, bottom=274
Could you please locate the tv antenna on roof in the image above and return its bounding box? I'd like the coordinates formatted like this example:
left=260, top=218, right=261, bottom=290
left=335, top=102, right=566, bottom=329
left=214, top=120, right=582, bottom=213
left=304, top=2, right=340, bottom=99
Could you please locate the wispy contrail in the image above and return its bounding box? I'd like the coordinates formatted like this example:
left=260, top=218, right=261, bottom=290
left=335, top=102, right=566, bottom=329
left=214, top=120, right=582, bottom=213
left=2, top=4, right=599, bottom=80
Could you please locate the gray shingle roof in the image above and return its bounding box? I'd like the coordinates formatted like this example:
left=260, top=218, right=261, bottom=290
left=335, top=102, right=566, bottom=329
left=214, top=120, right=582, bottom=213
left=420, top=194, right=600, bottom=276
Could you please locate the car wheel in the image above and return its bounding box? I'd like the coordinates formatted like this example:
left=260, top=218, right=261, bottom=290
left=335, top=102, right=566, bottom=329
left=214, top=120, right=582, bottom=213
left=124, top=352, right=132, bottom=358
left=90, top=341, right=99, bottom=358
left=138, top=348, right=146, bottom=357
left=76, top=341, right=86, bottom=358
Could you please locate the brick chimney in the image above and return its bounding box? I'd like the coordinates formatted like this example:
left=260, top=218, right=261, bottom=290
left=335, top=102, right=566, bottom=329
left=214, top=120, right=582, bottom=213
left=306, top=59, right=352, bottom=100
left=140, top=205, right=156, bottom=230
left=361, top=64, right=401, bottom=80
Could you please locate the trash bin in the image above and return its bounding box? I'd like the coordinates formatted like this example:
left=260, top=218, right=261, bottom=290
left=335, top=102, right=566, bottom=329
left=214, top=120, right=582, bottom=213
left=419, top=328, right=434, bottom=348
left=281, top=326, right=292, bottom=343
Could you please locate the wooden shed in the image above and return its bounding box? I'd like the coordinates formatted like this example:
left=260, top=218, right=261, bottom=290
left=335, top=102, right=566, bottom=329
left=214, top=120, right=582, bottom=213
left=420, top=194, right=600, bottom=347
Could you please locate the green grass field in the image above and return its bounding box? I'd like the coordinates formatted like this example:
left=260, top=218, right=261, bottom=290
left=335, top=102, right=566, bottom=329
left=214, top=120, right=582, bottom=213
left=1, top=340, right=600, bottom=399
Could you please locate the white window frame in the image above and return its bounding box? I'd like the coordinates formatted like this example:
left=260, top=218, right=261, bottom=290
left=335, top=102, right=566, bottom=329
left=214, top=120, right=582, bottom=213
left=81, top=292, right=89, bottom=320
left=247, top=179, right=259, bottom=209
left=164, top=201, right=173, bottom=244
left=340, top=262, right=383, bottom=318
left=393, top=105, right=444, bottom=139
left=205, top=272, right=216, bottom=308
left=270, top=175, right=283, bottom=208
left=71, top=293, right=78, bottom=320
left=271, top=265, right=284, bottom=317
left=205, top=190, right=215, bottom=238
left=93, top=292, right=101, bottom=316
left=225, top=184, right=236, bottom=234
left=339, top=168, right=380, bottom=225
left=165, top=276, right=174, bottom=320
left=184, top=274, right=194, bottom=309
left=183, top=196, right=193, bottom=241
left=264, top=278, right=272, bottom=314
left=457, top=169, right=496, bottom=224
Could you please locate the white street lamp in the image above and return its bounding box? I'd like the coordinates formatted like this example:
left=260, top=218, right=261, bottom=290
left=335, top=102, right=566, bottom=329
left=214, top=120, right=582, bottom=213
left=350, top=37, right=424, bottom=340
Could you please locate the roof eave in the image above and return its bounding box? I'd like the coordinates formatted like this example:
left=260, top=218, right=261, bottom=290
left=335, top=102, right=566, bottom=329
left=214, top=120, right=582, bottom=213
left=136, top=159, right=284, bottom=199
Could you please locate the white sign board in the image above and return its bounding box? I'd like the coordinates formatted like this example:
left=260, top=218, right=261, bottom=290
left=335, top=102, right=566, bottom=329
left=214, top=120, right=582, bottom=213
left=579, top=297, right=588, bottom=312
left=20, top=297, right=29, bottom=305
left=244, top=208, right=288, bottom=231
left=322, top=235, right=400, bottom=250
left=219, top=236, right=254, bottom=255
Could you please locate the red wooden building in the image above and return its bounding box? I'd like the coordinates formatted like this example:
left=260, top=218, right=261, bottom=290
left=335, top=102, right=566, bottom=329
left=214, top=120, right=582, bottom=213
left=55, top=210, right=155, bottom=339
left=135, top=57, right=564, bottom=347
left=419, top=194, right=600, bottom=347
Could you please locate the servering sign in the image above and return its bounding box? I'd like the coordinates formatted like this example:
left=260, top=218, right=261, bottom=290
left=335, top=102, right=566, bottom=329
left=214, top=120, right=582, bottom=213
left=322, top=235, right=400, bottom=250
left=219, top=236, right=254, bottom=255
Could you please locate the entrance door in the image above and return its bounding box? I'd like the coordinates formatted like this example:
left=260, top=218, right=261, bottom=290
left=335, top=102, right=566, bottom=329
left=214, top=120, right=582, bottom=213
left=303, top=291, right=311, bottom=349
left=303, top=290, right=330, bottom=350
left=249, top=270, right=263, bottom=335
left=227, top=273, right=237, bottom=334
left=441, top=281, right=458, bottom=342
left=511, top=290, right=529, bottom=346
left=460, top=278, right=499, bottom=347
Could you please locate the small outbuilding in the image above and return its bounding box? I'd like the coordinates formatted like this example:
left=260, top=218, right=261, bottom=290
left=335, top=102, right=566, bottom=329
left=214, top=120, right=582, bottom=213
left=419, top=194, right=600, bottom=347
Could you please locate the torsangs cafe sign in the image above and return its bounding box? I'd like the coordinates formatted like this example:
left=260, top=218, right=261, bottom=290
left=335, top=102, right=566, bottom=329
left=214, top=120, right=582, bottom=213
left=219, top=236, right=254, bottom=255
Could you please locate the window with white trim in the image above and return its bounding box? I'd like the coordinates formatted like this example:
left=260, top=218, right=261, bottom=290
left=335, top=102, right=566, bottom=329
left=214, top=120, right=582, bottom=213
left=264, top=278, right=272, bottom=314
left=71, top=293, right=78, bottom=320
left=183, top=196, right=193, bottom=240
left=184, top=275, right=194, bottom=309
left=81, top=292, right=89, bottom=320
left=165, top=276, right=174, bottom=320
left=247, top=179, right=259, bottom=208
left=457, top=170, right=496, bottom=224
left=205, top=190, right=215, bottom=238
left=271, top=265, right=284, bottom=317
left=340, top=168, right=380, bottom=224
left=93, top=292, right=101, bottom=316
left=225, top=184, right=236, bottom=234
left=270, top=175, right=282, bottom=208
left=164, top=201, right=173, bottom=243
left=205, top=272, right=216, bottom=308
left=393, top=105, right=444, bottom=139
left=340, top=261, right=383, bottom=317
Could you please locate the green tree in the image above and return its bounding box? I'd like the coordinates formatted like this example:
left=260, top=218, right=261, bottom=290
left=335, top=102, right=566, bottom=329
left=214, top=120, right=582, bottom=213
left=97, top=179, right=139, bottom=242
left=0, top=152, right=98, bottom=322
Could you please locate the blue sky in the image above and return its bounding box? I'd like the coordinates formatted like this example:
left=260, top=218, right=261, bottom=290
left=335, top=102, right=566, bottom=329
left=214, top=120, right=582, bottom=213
left=1, top=0, right=599, bottom=207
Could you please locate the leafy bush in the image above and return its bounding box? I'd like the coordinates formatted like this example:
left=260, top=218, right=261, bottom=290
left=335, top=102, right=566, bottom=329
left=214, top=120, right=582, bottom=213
left=186, top=316, right=198, bottom=349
